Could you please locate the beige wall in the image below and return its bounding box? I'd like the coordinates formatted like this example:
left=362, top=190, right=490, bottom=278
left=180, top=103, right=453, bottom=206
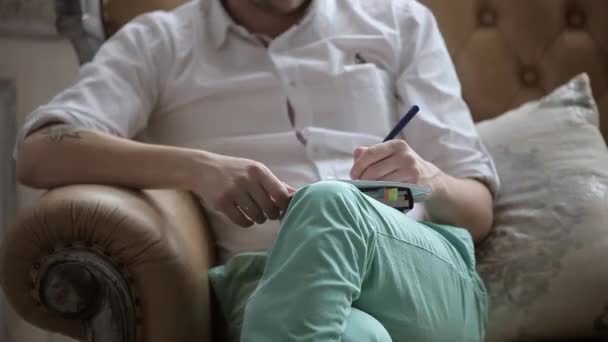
left=0, top=35, right=80, bottom=342
left=0, top=36, right=79, bottom=208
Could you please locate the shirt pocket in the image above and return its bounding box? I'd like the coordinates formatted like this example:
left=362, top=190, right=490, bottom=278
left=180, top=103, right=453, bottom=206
left=304, top=63, right=396, bottom=138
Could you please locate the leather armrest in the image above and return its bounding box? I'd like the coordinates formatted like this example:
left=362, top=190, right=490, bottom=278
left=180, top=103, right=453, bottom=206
left=0, top=185, right=216, bottom=342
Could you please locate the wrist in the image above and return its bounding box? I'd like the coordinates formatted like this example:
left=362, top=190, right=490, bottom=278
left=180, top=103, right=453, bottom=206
left=174, top=148, right=217, bottom=191
left=424, top=171, right=452, bottom=223
left=427, top=170, right=451, bottom=202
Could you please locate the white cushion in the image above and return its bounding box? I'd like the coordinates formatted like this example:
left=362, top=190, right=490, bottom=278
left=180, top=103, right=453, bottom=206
left=476, top=73, right=608, bottom=340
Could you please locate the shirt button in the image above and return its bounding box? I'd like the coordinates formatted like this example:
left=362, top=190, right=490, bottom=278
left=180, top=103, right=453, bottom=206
left=566, top=10, right=586, bottom=29
left=479, top=9, right=497, bottom=27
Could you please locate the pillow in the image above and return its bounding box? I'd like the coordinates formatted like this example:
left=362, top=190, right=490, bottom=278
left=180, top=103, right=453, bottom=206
left=0, top=0, right=57, bottom=35
left=476, top=73, right=608, bottom=341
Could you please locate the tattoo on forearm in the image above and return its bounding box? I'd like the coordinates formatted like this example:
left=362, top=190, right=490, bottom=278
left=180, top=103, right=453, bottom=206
left=43, top=125, right=83, bottom=142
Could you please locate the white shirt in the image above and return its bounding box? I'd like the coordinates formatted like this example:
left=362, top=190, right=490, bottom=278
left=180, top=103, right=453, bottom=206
left=17, top=0, right=499, bottom=262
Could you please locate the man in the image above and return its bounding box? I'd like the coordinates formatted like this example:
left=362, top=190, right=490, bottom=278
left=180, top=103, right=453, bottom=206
left=16, top=0, right=498, bottom=340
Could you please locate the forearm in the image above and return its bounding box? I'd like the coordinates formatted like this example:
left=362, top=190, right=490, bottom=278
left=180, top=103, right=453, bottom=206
left=425, top=173, right=494, bottom=242
left=17, top=124, right=205, bottom=191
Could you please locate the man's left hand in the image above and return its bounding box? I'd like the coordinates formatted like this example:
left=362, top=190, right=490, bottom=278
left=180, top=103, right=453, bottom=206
left=350, top=140, right=444, bottom=191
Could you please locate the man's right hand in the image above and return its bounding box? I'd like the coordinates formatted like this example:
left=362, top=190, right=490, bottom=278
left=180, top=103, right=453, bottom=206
left=18, top=125, right=294, bottom=229
left=189, top=153, right=295, bottom=228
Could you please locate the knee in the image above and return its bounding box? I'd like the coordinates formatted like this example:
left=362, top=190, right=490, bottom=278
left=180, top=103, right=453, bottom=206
left=294, top=180, right=360, bottom=206
left=283, top=180, right=368, bottom=231
left=343, top=308, right=392, bottom=342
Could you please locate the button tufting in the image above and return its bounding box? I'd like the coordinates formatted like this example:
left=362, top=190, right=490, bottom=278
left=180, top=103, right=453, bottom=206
left=479, top=9, right=497, bottom=27
left=567, top=10, right=586, bottom=29
left=522, top=68, right=540, bottom=86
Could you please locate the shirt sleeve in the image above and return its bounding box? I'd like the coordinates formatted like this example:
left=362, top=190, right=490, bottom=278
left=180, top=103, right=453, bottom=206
left=394, top=1, right=500, bottom=196
left=14, top=12, right=173, bottom=157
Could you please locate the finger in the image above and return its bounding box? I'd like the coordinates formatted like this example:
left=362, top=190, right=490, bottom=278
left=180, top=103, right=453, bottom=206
left=350, top=144, right=394, bottom=179
left=378, top=168, right=413, bottom=183
left=281, top=181, right=297, bottom=195
left=219, top=201, right=254, bottom=228
left=359, top=155, right=402, bottom=181
left=235, top=192, right=267, bottom=224
left=284, top=183, right=297, bottom=194
left=248, top=182, right=281, bottom=220
left=281, top=184, right=297, bottom=219
left=259, top=172, right=291, bottom=213
left=353, top=146, right=366, bottom=160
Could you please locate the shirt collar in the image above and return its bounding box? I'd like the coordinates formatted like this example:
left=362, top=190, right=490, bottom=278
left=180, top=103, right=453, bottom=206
left=202, top=0, right=233, bottom=49
left=203, top=0, right=322, bottom=50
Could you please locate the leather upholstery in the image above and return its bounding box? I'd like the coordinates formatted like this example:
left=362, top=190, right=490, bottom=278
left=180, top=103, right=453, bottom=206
left=102, top=0, right=186, bottom=36
left=0, top=186, right=215, bottom=342
left=420, top=0, right=608, bottom=140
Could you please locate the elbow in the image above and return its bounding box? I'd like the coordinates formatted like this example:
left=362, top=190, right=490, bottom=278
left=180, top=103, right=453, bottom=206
left=471, top=202, right=494, bottom=243
left=16, top=122, right=72, bottom=189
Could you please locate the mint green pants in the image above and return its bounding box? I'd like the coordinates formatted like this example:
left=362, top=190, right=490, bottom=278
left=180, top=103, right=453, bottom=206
left=210, top=181, right=488, bottom=341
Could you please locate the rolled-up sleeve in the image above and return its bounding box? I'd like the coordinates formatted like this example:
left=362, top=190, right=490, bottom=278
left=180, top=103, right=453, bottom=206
left=394, top=1, right=499, bottom=196
left=14, top=12, right=172, bottom=157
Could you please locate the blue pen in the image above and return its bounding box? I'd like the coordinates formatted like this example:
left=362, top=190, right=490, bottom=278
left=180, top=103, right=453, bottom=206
left=383, top=105, right=420, bottom=142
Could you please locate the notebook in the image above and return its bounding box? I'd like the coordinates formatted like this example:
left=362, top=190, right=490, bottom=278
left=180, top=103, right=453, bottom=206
left=338, top=180, right=432, bottom=213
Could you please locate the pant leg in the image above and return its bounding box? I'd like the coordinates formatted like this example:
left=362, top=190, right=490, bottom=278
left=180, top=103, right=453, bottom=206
left=240, top=181, right=487, bottom=341
left=209, top=253, right=389, bottom=342
left=342, top=308, right=392, bottom=342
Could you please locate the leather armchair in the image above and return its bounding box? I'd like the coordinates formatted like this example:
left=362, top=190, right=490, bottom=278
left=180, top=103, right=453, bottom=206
left=1, top=185, right=216, bottom=342
left=1, top=1, right=219, bottom=341
left=1, top=0, right=607, bottom=341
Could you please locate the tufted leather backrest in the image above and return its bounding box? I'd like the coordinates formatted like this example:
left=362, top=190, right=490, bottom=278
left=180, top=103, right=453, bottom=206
left=102, top=0, right=608, bottom=141
left=102, top=0, right=184, bottom=36
left=420, top=0, right=608, bottom=141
